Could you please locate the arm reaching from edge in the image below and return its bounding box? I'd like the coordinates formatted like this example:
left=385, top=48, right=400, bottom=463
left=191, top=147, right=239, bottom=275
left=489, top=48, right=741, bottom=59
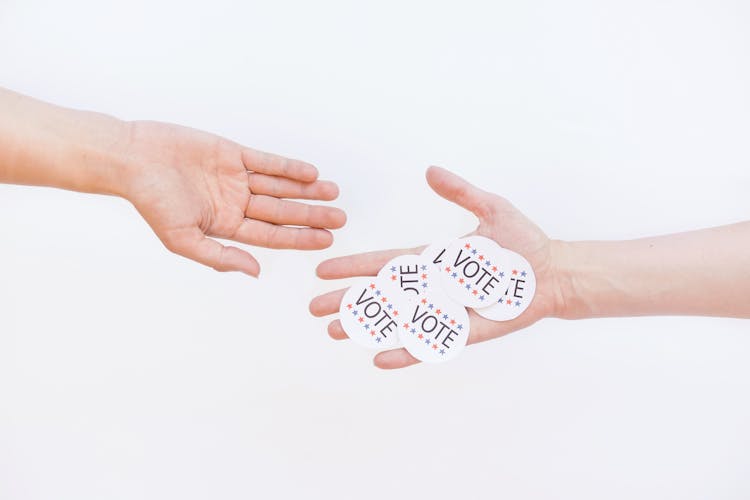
left=0, top=88, right=346, bottom=276
left=309, top=166, right=750, bottom=369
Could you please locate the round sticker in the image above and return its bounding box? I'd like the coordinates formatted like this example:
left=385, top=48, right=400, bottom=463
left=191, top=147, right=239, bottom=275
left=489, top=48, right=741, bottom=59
left=339, top=277, right=407, bottom=349
left=436, top=235, right=512, bottom=308
left=398, top=286, right=470, bottom=363
left=377, top=254, right=432, bottom=298
left=420, top=239, right=456, bottom=271
left=474, top=250, right=536, bottom=321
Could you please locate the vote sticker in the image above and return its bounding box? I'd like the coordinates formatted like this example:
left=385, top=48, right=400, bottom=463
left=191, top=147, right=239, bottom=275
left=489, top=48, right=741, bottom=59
left=420, top=239, right=455, bottom=270
left=398, top=286, right=470, bottom=363
left=436, top=235, right=512, bottom=308
left=475, top=251, right=536, bottom=321
left=377, top=255, right=432, bottom=297
left=339, top=277, right=407, bottom=349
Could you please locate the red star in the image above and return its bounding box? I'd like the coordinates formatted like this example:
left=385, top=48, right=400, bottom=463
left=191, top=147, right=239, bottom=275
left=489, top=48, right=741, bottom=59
left=479, top=255, right=484, bottom=260
left=381, top=297, right=387, bottom=302
left=370, top=330, right=376, bottom=336
left=421, top=273, right=427, bottom=279
left=403, top=323, right=409, bottom=329
left=458, top=278, right=465, bottom=284
left=472, top=290, right=478, bottom=295
left=435, top=308, right=442, bottom=315
left=445, top=266, right=451, bottom=272
left=347, top=304, right=352, bottom=309
left=450, top=319, right=456, bottom=325
left=369, top=283, right=376, bottom=289
left=393, top=310, right=399, bottom=316
left=506, top=299, right=512, bottom=305
left=465, top=243, right=471, bottom=249
left=492, top=266, right=498, bottom=272
left=421, top=298, right=427, bottom=304
left=432, top=344, right=438, bottom=350
left=512, top=270, right=518, bottom=275
left=358, top=317, right=364, bottom=322
left=391, top=275, right=397, bottom=281
left=418, top=333, right=424, bottom=339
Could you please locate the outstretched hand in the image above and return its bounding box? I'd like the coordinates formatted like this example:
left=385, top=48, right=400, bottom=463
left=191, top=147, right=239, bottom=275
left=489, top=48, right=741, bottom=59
left=309, top=166, right=564, bottom=369
left=122, top=120, right=346, bottom=276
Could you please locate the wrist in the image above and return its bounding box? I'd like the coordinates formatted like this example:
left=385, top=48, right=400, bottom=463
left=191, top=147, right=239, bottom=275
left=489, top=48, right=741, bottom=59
left=548, top=239, right=593, bottom=320
left=67, top=111, right=135, bottom=198
left=0, top=89, right=137, bottom=198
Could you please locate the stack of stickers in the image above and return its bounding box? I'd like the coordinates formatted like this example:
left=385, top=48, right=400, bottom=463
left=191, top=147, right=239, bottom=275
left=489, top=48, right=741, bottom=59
left=338, top=236, right=536, bottom=363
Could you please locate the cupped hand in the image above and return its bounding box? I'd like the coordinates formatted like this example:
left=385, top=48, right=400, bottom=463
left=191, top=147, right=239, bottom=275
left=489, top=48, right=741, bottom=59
left=309, top=166, right=564, bottom=369
left=121, top=120, right=346, bottom=276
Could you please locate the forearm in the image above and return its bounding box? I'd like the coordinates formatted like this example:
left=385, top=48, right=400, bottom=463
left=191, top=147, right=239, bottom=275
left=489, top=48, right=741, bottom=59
left=0, top=88, right=130, bottom=196
left=554, top=222, right=750, bottom=319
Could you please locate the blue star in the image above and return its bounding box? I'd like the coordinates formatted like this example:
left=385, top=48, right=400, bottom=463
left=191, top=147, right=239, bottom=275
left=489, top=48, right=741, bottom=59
left=428, top=303, right=434, bottom=309
left=499, top=272, right=505, bottom=278
left=465, top=284, right=471, bottom=290
left=387, top=304, right=393, bottom=310
left=420, top=265, right=427, bottom=271
left=515, top=300, right=521, bottom=307
left=439, top=349, right=445, bottom=355
left=457, top=324, right=463, bottom=330
left=410, top=328, right=416, bottom=334
left=479, top=295, right=485, bottom=301
left=422, top=282, right=428, bottom=288
left=521, top=271, right=527, bottom=277
left=375, top=337, right=382, bottom=343
left=390, top=266, right=396, bottom=272
left=364, top=323, right=370, bottom=329
left=451, top=272, right=457, bottom=278
left=352, top=310, right=358, bottom=316
left=471, top=249, right=477, bottom=255
left=375, top=290, right=381, bottom=296
left=485, top=260, right=491, bottom=266
left=425, top=338, right=431, bottom=345
left=442, top=314, right=448, bottom=320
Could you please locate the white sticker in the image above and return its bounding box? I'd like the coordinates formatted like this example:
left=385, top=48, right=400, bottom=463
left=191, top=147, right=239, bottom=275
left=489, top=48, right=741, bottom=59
left=339, top=277, right=407, bottom=349
left=436, top=235, right=512, bottom=308
left=377, top=254, right=432, bottom=297
left=475, top=250, right=536, bottom=321
left=398, top=286, right=470, bottom=363
left=420, top=239, right=456, bottom=270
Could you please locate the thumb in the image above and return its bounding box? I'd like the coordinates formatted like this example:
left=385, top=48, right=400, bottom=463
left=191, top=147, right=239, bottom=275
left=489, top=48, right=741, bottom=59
left=163, top=227, right=261, bottom=277
left=425, top=166, right=495, bottom=221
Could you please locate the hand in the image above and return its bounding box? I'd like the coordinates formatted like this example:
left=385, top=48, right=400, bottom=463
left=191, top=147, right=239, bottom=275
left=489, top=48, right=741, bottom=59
left=309, top=166, right=565, bottom=369
left=121, top=120, right=346, bottom=277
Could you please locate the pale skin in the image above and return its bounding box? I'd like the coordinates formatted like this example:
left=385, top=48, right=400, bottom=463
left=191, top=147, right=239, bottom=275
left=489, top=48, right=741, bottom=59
left=3, top=88, right=749, bottom=370
left=309, top=167, right=750, bottom=369
left=0, top=88, right=346, bottom=276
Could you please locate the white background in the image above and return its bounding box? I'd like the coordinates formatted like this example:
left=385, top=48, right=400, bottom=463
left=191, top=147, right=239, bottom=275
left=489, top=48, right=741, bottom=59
left=1, top=1, right=749, bottom=499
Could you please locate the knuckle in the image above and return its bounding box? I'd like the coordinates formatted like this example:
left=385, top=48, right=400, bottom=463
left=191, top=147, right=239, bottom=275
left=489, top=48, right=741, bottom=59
left=212, top=247, right=231, bottom=272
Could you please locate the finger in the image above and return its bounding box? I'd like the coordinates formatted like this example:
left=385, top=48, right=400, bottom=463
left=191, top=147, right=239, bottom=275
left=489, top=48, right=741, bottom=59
left=425, top=165, right=497, bottom=221
left=164, top=227, right=260, bottom=277
left=374, top=348, right=421, bottom=369
left=242, top=149, right=318, bottom=182
left=327, top=319, right=348, bottom=340
left=309, top=288, right=347, bottom=317
left=316, top=245, right=426, bottom=280
left=248, top=173, right=339, bottom=201
left=245, top=195, right=347, bottom=229
left=232, top=219, right=334, bottom=250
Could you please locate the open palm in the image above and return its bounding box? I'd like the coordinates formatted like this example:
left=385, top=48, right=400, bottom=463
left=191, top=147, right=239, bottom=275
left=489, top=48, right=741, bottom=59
left=309, top=166, right=563, bottom=369
left=123, top=120, right=346, bottom=276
